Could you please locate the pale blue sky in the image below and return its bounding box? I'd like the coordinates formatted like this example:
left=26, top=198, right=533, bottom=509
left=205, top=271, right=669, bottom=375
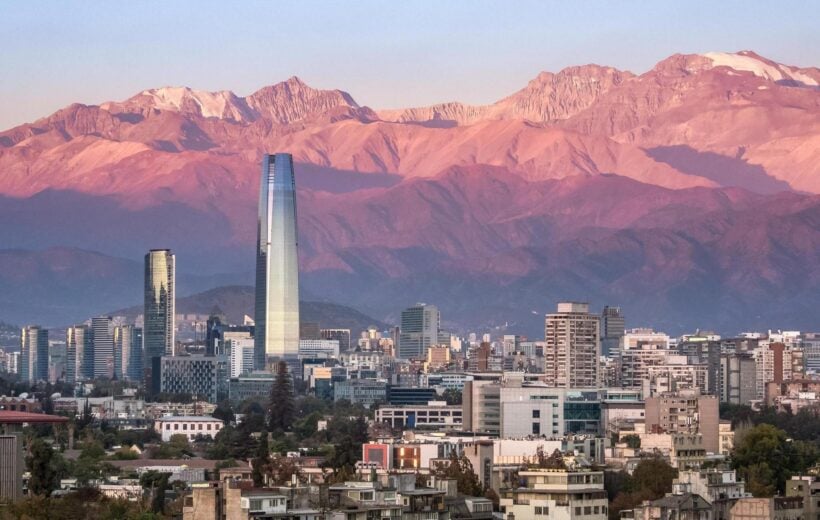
left=1, top=0, right=818, bottom=129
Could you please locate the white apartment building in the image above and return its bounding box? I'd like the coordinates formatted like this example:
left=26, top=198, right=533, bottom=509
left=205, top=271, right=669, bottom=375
left=754, top=343, right=804, bottom=399
left=643, top=358, right=709, bottom=396
left=544, top=302, right=600, bottom=388
left=338, top=352, right=385, bottom=371
left=298, top=339, right=340, bottom=359
left=675, top=468, right=750, bottom=503
left=375, top=401, right=462, bottom=429
left=154, top=416, right=223, bottom=441
left=228, top=338, right=255, bottom=378
left=499, top=385, right=566, bottom=438
left=500, top=469, right=608, bottom=520
left=619, top=329, right=672, bottom=388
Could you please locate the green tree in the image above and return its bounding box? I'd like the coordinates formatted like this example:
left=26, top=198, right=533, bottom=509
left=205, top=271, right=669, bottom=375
left=351, top=415, right=369, bottom=445
left=430, top=452, right=483, bottom=496
left=252, top=430, right=271, bottom=487
left=608, top=457, right=677, bottom=520
left=533, top=447, right=567, bottom=469
left=629, top=457, right=677, bottom=497
left=26, top=439, right=60, bottom=496
left=267, top=454, right=302, bottom=486
left=73, top=439, right=108, bottom=486
left=622, top=434, right=641, bottom=449
left=442, top=388, right=462, bottom=405
left=213, top=401, right=236, bottom=424
left=140, top=470, right=171, bottom=514
left=151, top=433, right=192, bottom=459
left=731, top=423, right=815, bottom=496
left=293, top=412, right=322, bottom=441
left=268, top=361, right=295, bottom=433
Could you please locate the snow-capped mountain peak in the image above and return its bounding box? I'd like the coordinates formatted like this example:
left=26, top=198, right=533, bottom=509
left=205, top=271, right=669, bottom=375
left=701, top=51, right=818, bottom=86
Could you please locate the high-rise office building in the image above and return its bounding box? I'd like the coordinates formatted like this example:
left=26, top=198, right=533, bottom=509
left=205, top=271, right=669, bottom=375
left=114, top=325, right=143, bottom=382
left=48, top=344, right=66, bottom=383
left=92, top=316, right=114, bottom=379
left=321, top=329, right=352, bottom=352
left=228, top=338, right=255, bottom=378
left=601, top=306, right=625, bottom=357
left=719, top=353, right=756, bottom=405
left=159, top=355, right=229, bottom=404
left=20, top=326, right=48, bottom=383
left=66, top=325, right=93, bottom=383
left=544, top=302, right=600, bottom=388
left=254, top=153, right=300, bottom=369
left=398, top=304, right=444, bottom=359
left=144, top=249, right=175, bottom=395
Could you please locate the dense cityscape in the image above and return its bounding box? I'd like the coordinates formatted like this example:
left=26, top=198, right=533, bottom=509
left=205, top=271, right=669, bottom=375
left=1, top=151, right=819, bottom=520
left=3, top=0, right=820, bottom=518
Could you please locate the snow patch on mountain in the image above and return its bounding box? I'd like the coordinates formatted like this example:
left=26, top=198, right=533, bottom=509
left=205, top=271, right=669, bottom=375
left=140, top=87, right=250, bottom=120
left=703, top=52, right=818, bottom=86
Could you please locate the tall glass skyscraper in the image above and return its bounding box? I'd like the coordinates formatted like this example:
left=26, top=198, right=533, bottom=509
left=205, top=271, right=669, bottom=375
left=92, top=316, right=114, bottom=379
left=398, top=304, right=444, bottom=359
left=254, top=153, right=300, bottom=369
left=20, top=326, right=48, bottom=383
left=114, top=325, right=143, bottom=382
left=66, top=324, right=93, bottom=383
left=144, top=249, right=175, bottom=395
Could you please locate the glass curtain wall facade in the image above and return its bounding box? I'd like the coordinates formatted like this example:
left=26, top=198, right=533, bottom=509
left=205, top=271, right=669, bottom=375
left=66, top=325, right=93, bottom=383
left=398, top=304, right=441, bottom=359
left=20, top=326, right=48, bottom=383
left=254, top=153, right=300, bottom=369
left=92, top=316, right=114, bottom=379
left=144, top=249, right=175, bottom=395
left=114, top=325, right=143, bottom=382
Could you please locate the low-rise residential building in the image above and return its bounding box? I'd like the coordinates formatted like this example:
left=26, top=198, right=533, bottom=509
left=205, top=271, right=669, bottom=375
left=500, top=468, right=608, bottom=520
left=154, top=416, right=223, bottom=442
left=728, top=497, right=804, bottom=520
left=375, top=401, right=463, bottom=430
left=627, top=492, right=712, bottom=520
left=785, top=475, right=820, bottom=520
left=676, top=468, right=750, bottom=505
left=644, top=389, right=720, bottom=454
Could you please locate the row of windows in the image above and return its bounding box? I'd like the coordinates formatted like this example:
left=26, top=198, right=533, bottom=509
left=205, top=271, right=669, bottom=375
left=163, top=422, right=218, bottom=431
left=574, top=505, right=607, bottom=515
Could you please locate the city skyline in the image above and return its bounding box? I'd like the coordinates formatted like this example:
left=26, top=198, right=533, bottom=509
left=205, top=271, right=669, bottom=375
left=0, top=3, right=818, bottom=515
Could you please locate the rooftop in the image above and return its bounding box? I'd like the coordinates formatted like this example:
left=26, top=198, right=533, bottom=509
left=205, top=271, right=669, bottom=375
left=0, top=411, right=68, bottom=424
left=155, top=416, right=221, bottom=422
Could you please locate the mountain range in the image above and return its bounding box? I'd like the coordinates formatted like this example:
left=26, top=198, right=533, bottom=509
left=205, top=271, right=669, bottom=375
left=0, top=50, right=818, bottom=336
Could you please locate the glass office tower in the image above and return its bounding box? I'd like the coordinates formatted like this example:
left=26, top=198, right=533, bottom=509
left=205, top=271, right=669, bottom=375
left=20, top=326, right=48, bottom=383
left=144, top=249, right=175, bottom=395
left=66, top=324, right=92, bottom=383
left=254, top=153, right=300, bottom=369
left=92, top=316, right=114, bottom=379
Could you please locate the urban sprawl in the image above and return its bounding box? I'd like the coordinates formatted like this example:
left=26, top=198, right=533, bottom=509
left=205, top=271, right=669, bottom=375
left=1, top=154, right=818, bottom=520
